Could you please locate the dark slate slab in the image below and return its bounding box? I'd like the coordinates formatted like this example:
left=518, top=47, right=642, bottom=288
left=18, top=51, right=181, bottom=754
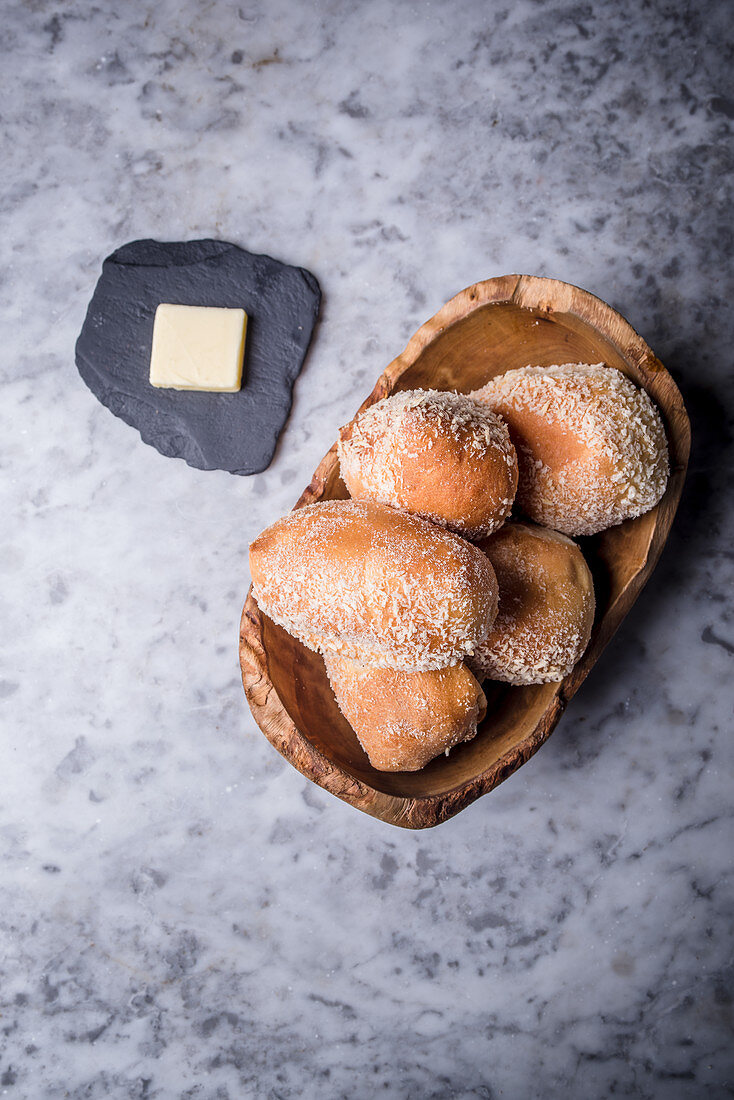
left=75, top=239, right=321, bottom=474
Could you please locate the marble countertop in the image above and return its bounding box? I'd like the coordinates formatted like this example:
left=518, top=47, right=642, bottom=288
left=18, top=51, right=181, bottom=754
left=3, top=1, right=733, bottom=1096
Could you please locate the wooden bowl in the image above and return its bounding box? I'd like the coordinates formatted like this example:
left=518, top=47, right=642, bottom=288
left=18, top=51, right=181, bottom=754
left=239, top=275, right=690, bottom=829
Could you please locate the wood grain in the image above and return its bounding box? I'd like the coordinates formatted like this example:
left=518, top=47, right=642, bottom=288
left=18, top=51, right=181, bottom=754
left=239, top=275, right=691, bottom=829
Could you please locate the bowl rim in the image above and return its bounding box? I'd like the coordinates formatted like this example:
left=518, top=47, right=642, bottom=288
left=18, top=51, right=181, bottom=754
left=239, top=274, right=691, bottom=829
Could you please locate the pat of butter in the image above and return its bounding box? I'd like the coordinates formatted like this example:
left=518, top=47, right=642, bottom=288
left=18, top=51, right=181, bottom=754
left=149, top=304, right=247, bottom=392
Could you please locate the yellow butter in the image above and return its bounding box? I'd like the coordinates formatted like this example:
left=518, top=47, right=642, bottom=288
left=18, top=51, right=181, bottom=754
left=149, top=304, right=247, bottom=392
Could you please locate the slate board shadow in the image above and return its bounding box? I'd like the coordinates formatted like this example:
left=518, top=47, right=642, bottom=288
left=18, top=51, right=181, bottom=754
left=75, top=239, right=321, bottom=475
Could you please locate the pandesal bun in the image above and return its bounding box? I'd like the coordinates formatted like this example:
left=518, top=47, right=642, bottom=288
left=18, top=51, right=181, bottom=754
left=249, top=500, right=498, bottom=671
left=471, top=522, right=595, bottom=685
left=325, top=655, right=487, bottom=772
left=472, top=363, right=669, bottom=536
left=338, top=389, right=517, bottom=537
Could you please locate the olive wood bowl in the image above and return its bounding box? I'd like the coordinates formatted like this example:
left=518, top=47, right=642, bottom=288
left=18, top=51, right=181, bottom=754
left=239, top=275, right=690, bottom=829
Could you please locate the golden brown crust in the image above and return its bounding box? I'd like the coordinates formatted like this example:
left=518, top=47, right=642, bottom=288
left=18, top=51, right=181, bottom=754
left=472, top=363, right=669, bottom=536
left=249, top=500, right=498, bottom=671
left=471, top=522, right=595, bottom=685
left=325, top=655, right=487, bottom=772
left=337, top=389, right=518, bottom=538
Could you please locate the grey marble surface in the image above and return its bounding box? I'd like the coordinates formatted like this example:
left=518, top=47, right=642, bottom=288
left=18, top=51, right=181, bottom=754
left=2, top=1, right=733, bottom=1097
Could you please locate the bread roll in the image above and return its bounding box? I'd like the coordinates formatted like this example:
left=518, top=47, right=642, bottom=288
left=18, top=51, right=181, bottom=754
left=472, top=363, right=669, bottom=536
left=249, top=500, right=498, bottom=671
left=338, top=389, right=517, bottom=537
left=325, top=655, right=486, bottom=772
left=471, top=522, right=595, bottom=685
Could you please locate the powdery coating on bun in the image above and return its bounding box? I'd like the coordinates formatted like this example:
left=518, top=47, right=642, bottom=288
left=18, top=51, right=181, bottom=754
left=472, top=363, right=669, bottom=536
left=250, top=500, right=499, bottom=671
left=325, top=655, right=486, bottom=772
left=470, top=522, right=595, bottom=685
left=337, top=389, right=518, bottom=538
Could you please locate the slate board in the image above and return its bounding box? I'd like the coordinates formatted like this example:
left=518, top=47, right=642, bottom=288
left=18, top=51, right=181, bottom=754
left=75, top=239, right=321, bottom=474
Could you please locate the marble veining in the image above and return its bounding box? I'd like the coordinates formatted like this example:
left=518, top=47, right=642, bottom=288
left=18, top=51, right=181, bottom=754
left=2, top=0, right=733, bottom=1097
